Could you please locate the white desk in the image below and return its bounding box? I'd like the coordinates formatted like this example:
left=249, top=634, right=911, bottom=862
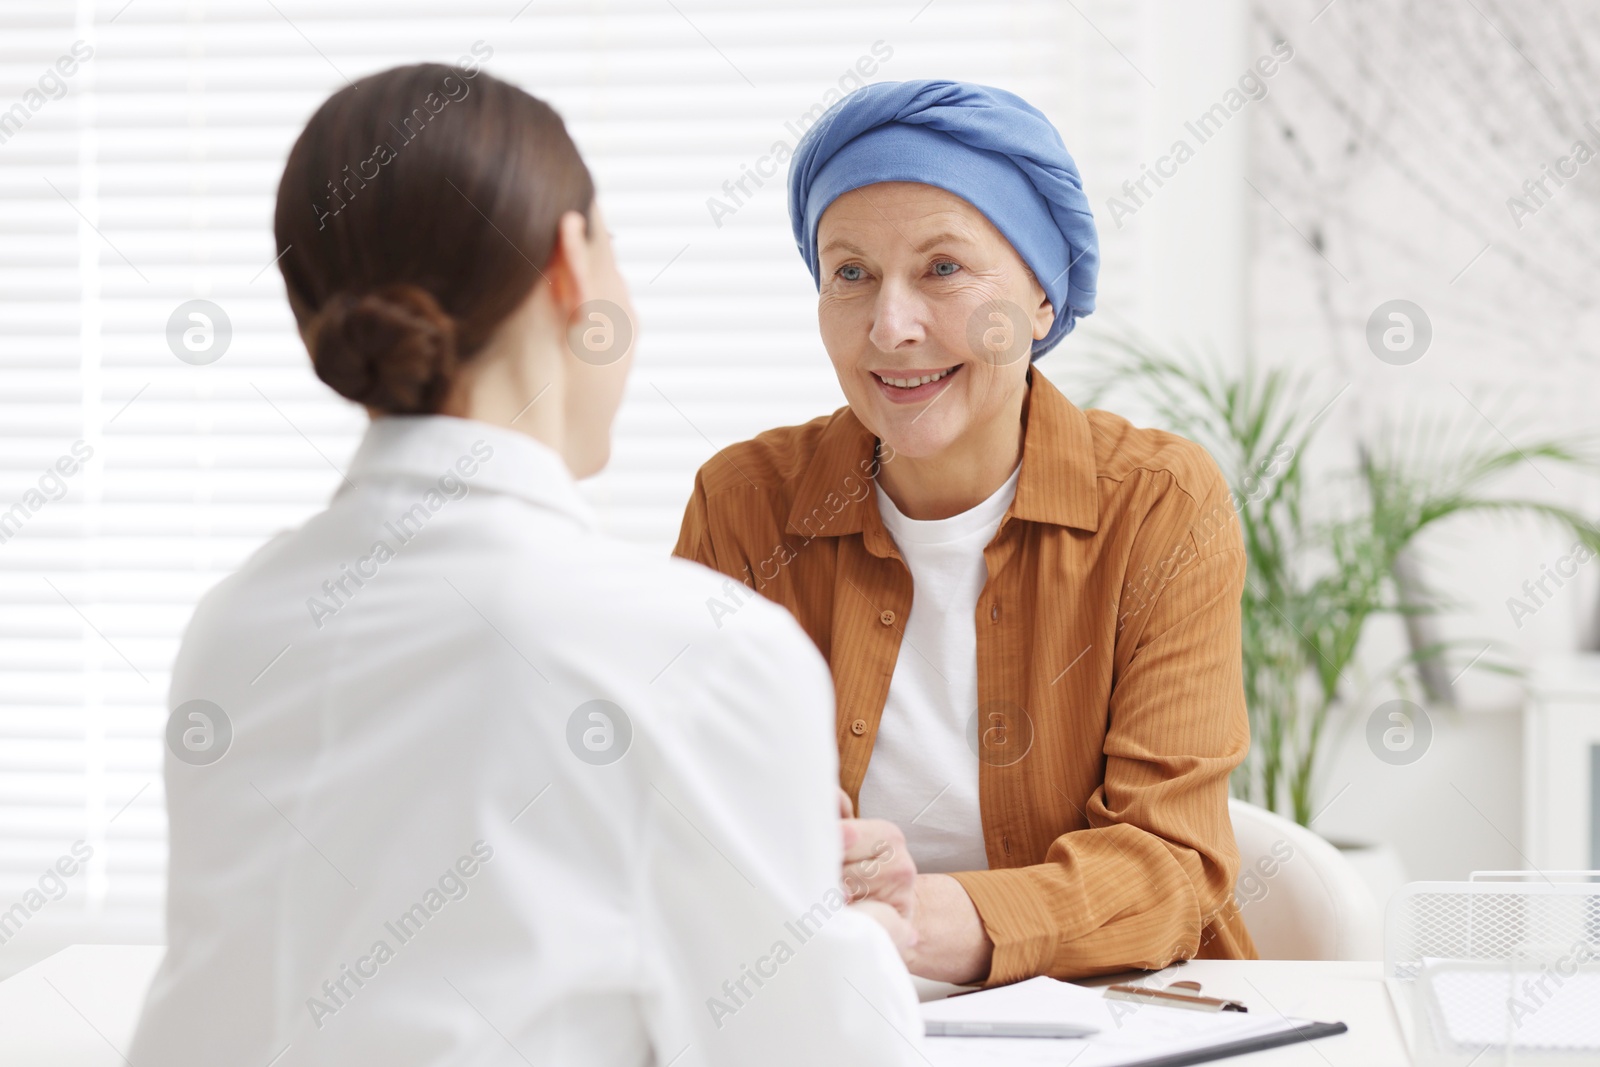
left=0, top=947, right=1410, bottom=1065
left=0, top=945, right=163, bottom=1067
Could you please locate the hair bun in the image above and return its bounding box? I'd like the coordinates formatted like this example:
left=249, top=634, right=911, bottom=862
left=308, top=284, right=459, bottom=414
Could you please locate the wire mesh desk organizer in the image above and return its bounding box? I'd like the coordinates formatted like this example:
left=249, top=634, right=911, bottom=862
left=1385, top=871, right=1600, bottom=1065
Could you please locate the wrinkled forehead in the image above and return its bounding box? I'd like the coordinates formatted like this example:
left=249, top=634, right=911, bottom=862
left=816, top=181, right=1018, bottom=261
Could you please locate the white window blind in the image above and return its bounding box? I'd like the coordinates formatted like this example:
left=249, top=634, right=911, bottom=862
left=0, top=0, right=1157, bottom=972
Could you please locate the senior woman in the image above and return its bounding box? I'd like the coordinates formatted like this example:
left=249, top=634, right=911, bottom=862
left=674, top=80, right=1257, bottom=987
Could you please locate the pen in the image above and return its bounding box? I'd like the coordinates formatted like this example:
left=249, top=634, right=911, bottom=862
left=1104, top=982, right=1248, bottom=1013
left=924, top=1020, right=1098, bottom=1039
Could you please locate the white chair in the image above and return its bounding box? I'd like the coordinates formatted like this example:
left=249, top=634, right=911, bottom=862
left=1227, top=798, right=1383, bottom=960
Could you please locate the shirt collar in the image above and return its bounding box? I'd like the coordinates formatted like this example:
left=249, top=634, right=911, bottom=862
left=343, top=414, right=598, bottom=529
left=784, top=367, right=1099, bottom=544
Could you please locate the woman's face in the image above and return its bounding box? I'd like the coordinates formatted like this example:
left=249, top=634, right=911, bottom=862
left=565, top=200, right=636, bottom=478
left=814, top=182, right=1054, bottom=459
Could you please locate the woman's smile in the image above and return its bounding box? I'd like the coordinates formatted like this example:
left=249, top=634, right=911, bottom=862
left=870, top=363, right=963, bottom=404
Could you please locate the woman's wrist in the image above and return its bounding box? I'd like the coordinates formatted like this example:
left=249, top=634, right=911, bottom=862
left=908, top=873, right=994, bottom=985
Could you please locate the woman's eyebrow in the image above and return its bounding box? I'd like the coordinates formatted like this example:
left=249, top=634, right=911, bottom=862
left=821, top=230, right=977, bottom=259
left=820, top=237, right=868, bottom=259
left=912, top=230, right=976, bottom=253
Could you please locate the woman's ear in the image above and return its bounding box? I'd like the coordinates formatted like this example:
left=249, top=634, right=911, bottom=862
left=1029, top=277, right=1055, bottom=342
left=544, top=209, right=595, bottom=320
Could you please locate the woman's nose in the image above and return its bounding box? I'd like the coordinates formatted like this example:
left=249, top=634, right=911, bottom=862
left=867, top=280, right=928, bottom=352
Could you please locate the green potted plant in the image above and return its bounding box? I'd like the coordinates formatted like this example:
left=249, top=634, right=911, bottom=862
left=1081, top=338, right=1600, bottom=825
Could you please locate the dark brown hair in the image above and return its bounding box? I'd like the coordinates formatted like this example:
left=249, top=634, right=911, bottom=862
left=274, top=63, right=593, bottom=414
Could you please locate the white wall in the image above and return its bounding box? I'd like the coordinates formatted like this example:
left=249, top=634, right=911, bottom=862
left=1239, top=0, right=1600, bottom=884
left=1045, top=0, right=1251, bottom=363
left=1060, top=0, right=1600, bottom=888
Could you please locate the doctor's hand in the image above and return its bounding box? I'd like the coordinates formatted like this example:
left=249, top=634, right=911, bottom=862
left=837, top=790, right=992, bottom=983
left=838, top=792, right=919, bottom=956
left=847, top=899, right=917, bottom=959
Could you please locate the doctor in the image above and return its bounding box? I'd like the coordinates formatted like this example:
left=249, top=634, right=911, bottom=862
left=130, top=64, right=924, bottom=1067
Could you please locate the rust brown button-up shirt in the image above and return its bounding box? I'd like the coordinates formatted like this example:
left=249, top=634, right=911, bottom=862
left=672, top=368, right=1257, bottom=984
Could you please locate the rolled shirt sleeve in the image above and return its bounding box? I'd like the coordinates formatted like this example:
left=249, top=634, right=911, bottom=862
left=950, top=541, right=1250, bottom=985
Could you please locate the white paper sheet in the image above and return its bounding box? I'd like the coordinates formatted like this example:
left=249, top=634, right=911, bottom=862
left=920, top=976, right=1322, bottom=1066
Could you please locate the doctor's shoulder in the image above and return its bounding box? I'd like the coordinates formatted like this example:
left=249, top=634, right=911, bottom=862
left=559, top=534, right=832, bottom=697
left=172, top=522, right=308, bottom=644
left=593, top=533, right=823, bottom=651
left=434, top=494, right=809, bottom=643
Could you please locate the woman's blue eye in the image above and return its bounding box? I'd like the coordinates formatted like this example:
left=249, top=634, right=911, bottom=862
left=933, top=261, right=960, bottom=276
left=838, top=265, right=865, bottom=281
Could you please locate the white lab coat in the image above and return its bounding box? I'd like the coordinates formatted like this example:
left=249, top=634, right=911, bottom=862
left=129, top=414, right=924, bottom=1067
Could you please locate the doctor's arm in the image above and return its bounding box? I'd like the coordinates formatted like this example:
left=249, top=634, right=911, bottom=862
left=638, top=600, right=927, bottom=1066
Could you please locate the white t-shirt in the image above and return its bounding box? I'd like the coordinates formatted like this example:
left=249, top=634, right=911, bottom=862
left=857, top=464, right=1020, bottom=874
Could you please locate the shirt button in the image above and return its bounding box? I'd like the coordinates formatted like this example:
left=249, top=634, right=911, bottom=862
left=851, top=718, right=867, bottom=736
left=879, top=609, right=896, bottom=626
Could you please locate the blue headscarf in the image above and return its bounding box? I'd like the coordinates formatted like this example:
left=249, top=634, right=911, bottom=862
left=787, top=80, right=1098, bottom=358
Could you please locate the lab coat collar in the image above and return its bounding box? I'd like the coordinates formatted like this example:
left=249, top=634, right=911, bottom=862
left=344, top=415, right=598, bottom=529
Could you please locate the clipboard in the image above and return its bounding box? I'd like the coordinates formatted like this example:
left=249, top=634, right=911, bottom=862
left=1102, top=1019, right=1349, bottom=1067
left=1099, top=981, right=1346, bottom=1067
left=920, top=975, right=1348, bottom=1066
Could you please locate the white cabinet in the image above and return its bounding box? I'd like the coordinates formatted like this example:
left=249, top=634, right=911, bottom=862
left=1524, top=654, right=1600, bottom=869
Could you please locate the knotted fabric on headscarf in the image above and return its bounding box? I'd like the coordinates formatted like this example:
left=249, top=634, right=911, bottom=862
left=787, top=79, right=1099, bottom=358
